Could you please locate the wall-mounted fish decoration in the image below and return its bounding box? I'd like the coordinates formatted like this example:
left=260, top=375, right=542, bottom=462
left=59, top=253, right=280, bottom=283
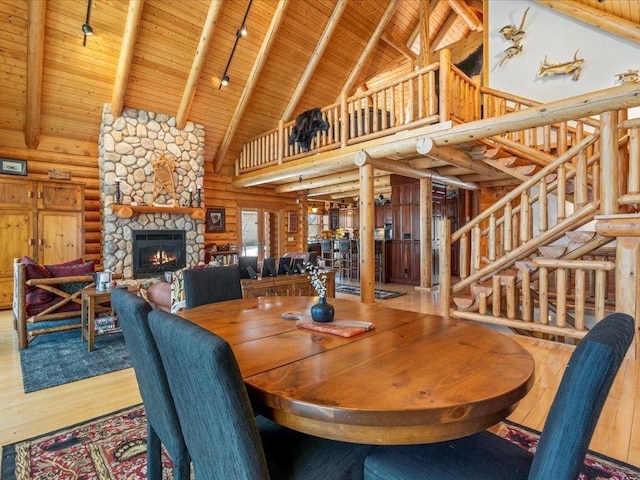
left=499, top=44, right=523, bottom=68
left=500, top=7, right=530, bottom=42
left=615, top=69, right=639, bottom=84
left=538, top=50, right=584, bottom=81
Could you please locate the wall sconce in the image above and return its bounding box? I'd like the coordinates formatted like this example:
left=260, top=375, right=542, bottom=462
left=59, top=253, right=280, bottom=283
left=311, top=206, right=318, bottom=214
left=219, top=0, right=252, bottom=89
left=82, top=0, right=94, bottom=47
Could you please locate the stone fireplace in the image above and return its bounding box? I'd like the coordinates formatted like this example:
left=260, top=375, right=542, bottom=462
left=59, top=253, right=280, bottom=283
left=98, top=104, right=206, bottom=279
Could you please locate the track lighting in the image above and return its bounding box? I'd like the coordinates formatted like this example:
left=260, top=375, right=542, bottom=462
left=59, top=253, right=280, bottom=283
left=82, top=0, right=93, bottom=47
left=218, top=0, right=252, bottom=89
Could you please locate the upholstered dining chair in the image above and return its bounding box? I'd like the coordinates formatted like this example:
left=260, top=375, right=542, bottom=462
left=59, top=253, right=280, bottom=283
left=363, top=312, right=635, bottom=480
left=183, top=265, right=242, bottom=309
left=111, top=288, right=190, bottom=480
left=148, top=309, right=374, bottom=480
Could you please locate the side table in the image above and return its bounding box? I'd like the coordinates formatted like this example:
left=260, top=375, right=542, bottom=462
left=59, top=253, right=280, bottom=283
left=81, top=287, right=120, bottom=352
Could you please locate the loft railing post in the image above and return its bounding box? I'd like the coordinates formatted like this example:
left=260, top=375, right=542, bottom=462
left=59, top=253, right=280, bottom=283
left=439, top=48, right=451, bottom=122
left=340, top=91, right=348, bottom=147
left=277, top=119, right=284, bottom=164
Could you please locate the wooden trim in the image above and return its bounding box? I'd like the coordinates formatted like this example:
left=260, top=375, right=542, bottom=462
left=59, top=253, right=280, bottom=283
left=25, top=0, right=46, bottom=149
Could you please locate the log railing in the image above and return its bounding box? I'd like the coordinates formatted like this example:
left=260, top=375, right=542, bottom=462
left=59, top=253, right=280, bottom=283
left=446, top=133, right=600, bottom=295
left=453, top=256, right=615, bottom=341
left=237, top=58, right=446, bottom=174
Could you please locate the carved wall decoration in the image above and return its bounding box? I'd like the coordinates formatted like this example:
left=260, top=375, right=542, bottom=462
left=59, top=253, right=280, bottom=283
left=538, top=50, right=585, bottom=81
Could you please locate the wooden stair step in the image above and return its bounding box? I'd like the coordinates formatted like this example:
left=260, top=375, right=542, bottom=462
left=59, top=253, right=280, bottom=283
left=565, top=230, right=596, bottom=243
left=515, top=164, right=537, bottom=175
left=538, top=245, right=567, bottom=258
left=453, top=295, right=476, bottom=310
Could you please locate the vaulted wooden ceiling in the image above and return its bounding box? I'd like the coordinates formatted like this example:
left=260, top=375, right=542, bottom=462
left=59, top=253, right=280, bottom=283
left=0, top=0, right=637, bottom=176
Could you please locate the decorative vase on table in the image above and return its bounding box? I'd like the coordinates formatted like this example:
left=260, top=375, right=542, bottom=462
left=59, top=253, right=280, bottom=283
left=311, top=296, right=335, bottom=323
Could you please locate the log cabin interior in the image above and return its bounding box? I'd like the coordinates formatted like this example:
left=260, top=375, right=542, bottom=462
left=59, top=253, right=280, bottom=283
left=1, top=0, right=640, bottom=473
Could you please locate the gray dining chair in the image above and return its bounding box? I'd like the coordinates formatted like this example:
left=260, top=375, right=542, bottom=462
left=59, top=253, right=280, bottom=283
left=111, top=288, right=190, bottom=480
left=363, top=312, right=635, bottom=480
left=148, top=309, right=374, bottom=480
left=183, top=265, right=242, bottom=308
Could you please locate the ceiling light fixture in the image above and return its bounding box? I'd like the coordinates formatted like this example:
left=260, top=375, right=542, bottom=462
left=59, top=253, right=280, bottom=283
left=219, top=0, right=252, bottom=89
left=82, top=0, right=94, bottom=47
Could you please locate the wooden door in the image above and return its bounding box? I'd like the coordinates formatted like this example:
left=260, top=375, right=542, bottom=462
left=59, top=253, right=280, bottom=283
left=0, top=211, right=34, bottom=308
left=37, top=211, right=83, bottom=265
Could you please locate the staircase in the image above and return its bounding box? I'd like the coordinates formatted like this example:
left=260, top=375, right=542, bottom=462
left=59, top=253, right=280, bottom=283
left=442, top=106, right=640, bottom=346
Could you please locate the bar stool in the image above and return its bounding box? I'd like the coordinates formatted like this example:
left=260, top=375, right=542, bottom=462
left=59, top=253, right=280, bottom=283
left=320, top=239, right=334, bottom=269
left=374, top=241, right=383, bottom=283
left=337, top=239, right=352, bottom=281
left=350, top=239, right=359, bottom=280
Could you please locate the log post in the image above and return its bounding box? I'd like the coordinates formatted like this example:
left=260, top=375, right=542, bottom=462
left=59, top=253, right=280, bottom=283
left=359, top=160, right=375, bottom=304
left=439, top=219, right=452, bottom=316
left=600, top=110, right=619, bottom=215
left=439, top=49, right=451, bottom=122
left=418, top=177, right=432, bottom=290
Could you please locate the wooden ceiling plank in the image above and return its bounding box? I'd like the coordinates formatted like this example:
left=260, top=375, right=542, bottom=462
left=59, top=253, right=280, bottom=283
left=176, top=0, right=223, bottom=129
left=275, top=169, right=387, bottom=193
left=111, top=0, right=145, bottom=117
left=536, top=0, right=640, bottom=44
left=431, top=10, right=457, bottom=51
left=419, top=0, right=430, bottom=66
left=213, top=0, right=290, bottom=173
left=283, top=0, right=348, bottom=122
left=337, top=0, right=400, bottom=100
left=416, top=137, right=500, bottom=176
left=25, top=0, right=46, bottom=149
left=308, top=176, right=390, bottom=196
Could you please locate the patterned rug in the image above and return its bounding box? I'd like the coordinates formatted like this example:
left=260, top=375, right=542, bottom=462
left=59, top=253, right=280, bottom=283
left=20, top=322, right=131, bottom=393
left=3, top=406, right=638, bottom=479
left=336, top=284, right=406, bottom=300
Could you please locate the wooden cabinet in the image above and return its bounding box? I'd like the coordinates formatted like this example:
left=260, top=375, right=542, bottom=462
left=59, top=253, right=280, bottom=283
left=0, top=177, right=84, bottom=308
left=338, top=208, right=358, bottom=229
left=240, top=270, right=336, bottom=298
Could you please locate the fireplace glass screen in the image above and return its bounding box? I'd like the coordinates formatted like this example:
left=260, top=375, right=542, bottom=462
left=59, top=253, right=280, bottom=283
left=133, top=229, right=186, bottom=278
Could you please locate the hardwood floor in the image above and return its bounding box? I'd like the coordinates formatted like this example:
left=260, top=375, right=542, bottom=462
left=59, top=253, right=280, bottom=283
left=1, top=283, right=638, bottom=471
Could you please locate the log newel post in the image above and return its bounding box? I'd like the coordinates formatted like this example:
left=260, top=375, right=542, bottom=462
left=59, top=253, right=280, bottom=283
left=439, top=49, right=451, bottom=123
left=600, top=110, right=619, bottom=215
left=419, top=177, right=432, bottom=290
left=439, top=219, right=452, bottom=316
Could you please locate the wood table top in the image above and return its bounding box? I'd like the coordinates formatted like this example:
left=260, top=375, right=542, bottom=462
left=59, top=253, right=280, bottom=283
left=179, top=296, right=535, bottom=445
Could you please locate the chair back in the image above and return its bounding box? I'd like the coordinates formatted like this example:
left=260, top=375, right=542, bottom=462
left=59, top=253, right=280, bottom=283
left=148, top=310, right=271, bottom=480
left=183, top=265, right=242, bottom=308
left=110, top=288, right=188, bottom=470
left=528, top=312, right=635, bottom=480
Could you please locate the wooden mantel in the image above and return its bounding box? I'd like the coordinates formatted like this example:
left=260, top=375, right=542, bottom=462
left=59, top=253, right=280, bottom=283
left=112, top=204, right=206, bottom=220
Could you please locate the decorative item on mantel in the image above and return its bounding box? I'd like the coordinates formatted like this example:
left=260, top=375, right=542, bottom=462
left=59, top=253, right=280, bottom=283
left=150, top=152, right=178, bottom=206
left=306, top=262, right=334, bottom=323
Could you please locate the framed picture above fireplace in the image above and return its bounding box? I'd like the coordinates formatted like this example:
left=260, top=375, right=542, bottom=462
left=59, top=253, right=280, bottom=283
left=206, top=208, right=225, bottom=232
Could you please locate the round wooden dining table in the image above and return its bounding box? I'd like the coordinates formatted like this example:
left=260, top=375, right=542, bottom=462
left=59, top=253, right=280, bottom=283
left=178, top=296, right=535, bottom=445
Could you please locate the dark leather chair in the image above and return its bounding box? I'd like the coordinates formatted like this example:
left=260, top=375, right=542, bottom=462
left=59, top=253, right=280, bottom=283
left=182, top=265, right=242, bottom=309
left=110, top=288, right=190, bottom=480
left=363, top=312, right=635, bottom=480
left=148, top=309, right=374, bottom=480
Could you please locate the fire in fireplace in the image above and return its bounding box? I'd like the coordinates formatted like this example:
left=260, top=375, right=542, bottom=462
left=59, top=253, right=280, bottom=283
left=132, top=229, right=186, bottom=278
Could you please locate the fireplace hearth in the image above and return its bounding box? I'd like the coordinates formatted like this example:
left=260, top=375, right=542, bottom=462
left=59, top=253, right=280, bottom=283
left=133, top=229, right=186, bottom=278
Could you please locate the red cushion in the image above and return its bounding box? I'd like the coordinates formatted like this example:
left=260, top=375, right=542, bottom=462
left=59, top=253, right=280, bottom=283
left=46, top=260, right=94, bottom=278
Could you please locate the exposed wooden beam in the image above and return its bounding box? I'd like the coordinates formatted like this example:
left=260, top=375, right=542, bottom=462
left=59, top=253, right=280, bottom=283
left=536, top=0, right=640, bottom=44
left=380, top=33, right=416, bottom=60
left=330, top=186, right=391, bottom=199
left=449, top=0, right=482, bottom=31
left=176, top=0, right=223, bottom=129
left=419, top=0, right=430, bottom=66
left=338, top=0, right=400, bottom=99
left=25, top=0, right=46, bottom=149
left=354, top=152, right=479, bottom=190
left=111, top=0, right=144, bottom=117
left=308, top=176, right=390, bottom=196
left=431, top=10, right=457, bottom=51
left=213, top=1, right=290, bottom=173
left=283, top=0, right=348, bottom=122
left=407, top=0, right=441, bottom=54
left=276, top=170, right=388, bottom=193
left=416, top=137, right=500, bottom=176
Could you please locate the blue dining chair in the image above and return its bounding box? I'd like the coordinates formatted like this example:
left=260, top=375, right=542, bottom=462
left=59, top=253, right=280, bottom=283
left=111, top=288, right=190, bottom=480
left=183, top=265, right=242, bottom=308
left=363, top=312, right=635, bottom=480
left=148, top=309, right=374, bottom=480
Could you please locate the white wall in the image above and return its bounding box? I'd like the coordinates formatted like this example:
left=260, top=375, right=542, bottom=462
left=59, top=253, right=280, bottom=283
left=488, top=0, right=639, bottom=115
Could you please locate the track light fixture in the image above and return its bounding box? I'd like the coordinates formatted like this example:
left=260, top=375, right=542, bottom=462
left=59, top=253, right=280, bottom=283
left=219, top=0, right=252, bottom=89
left=82, top=0, right=93, bottom=46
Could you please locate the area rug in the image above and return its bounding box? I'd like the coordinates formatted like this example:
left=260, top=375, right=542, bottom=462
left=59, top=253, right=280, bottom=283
left=495, top=420, right=640, bottom=479
left=2, top=408, right=638, bottom=480
left=20, top=322, right=131, bottom=394
left=336, top=284, right=406, bottom=300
